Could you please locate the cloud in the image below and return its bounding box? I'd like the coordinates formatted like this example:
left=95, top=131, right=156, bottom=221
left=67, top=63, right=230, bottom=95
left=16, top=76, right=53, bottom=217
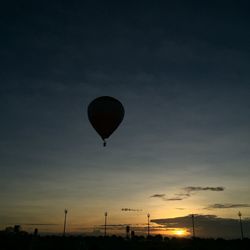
left=150, top=186, right=224, bottom=202
left=167, top=198, right=183, bottom=201
left=175, top=193, right=191, bottom=197
left=175, top=186, right=225, bottom=200
left=150, top=194, right=184, bottom=201
left=121, top=208, right=142, bottom=212
left=151, top=214, right=250, bottom=239
left=151, top=194, right=165, bottom=198
left=184, top=186, right=225, bottom=192
left=205, top=203, right=250, bottom=209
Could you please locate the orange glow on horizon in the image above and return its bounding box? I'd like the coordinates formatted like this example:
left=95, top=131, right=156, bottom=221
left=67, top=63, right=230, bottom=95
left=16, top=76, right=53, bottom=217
left=170, top=228, right=189, bottom=237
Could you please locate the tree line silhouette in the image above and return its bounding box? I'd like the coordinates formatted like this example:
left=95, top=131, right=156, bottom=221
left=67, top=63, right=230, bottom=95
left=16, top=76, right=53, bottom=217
left=0, top=228, right=249, bottom=250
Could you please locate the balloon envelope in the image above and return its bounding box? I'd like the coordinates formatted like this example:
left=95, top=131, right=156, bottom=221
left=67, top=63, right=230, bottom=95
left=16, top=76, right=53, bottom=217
left=88, top=96, right=125, bottom=143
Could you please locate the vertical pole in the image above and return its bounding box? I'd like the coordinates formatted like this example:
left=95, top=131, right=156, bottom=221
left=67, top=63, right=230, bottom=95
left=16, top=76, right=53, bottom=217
left=104, top=212, right=107, bottom=236
left=191, top=214, right=195, bottom=238
left=63, top=209, right=68, bottom=237
left=147, top=213, right=150, bottom=237
left=238, top=211, right=244, bottom=240
left=126, top=225, right=130, bottom=239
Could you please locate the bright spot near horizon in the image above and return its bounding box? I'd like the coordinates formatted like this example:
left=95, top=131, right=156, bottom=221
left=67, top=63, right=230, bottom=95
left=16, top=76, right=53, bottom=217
left=171, top=228, right=188, bottom=237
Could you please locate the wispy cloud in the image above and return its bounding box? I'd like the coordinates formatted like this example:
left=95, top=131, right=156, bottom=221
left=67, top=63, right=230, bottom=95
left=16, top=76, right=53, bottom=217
left=150, top=186, right=225, bottom=202
left=205, top=203, right=250, bottom=209
left=151, top=194, right=165, bottom=198
left=121, top=208, right=142, bottom=212
left=150, top=194, right=185, bottom=201
left=175, top=193, right=191, bottom=197
left=167, top=198, right=183, bottom=201
left=184, top=186, right=225, bottom=192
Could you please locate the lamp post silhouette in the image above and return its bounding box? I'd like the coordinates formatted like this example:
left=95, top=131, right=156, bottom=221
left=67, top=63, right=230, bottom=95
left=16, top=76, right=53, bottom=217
left=104, top=212, right=107, bottom=236
left=126, top=225, right=130, bottom=239
left=147, top=213, right=150, bottom=237
left=238, top=211, right=244, bottom=240
left=191, top=214, right=195, bottom=238
left=63, top=209, right=68, bottom=236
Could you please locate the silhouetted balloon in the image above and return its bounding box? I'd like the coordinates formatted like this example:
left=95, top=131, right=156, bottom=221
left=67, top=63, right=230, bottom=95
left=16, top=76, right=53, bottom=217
left=88, top=96, right=125, bottom=146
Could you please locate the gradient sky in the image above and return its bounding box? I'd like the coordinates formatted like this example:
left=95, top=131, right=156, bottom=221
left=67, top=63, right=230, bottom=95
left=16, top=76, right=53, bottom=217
left=1, top=1, right=250, bottom=238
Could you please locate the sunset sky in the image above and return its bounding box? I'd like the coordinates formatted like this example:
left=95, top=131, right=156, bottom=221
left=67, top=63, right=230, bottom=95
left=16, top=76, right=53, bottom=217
left=1, top=1, right=250, bottom=238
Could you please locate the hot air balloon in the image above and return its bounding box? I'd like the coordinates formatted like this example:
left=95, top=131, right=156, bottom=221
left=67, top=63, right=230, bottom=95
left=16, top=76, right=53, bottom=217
left=88, top=96, right=125, bottom=146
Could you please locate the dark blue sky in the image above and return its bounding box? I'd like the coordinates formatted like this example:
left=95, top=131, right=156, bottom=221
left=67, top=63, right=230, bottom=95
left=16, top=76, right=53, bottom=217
left=0, top=1, right=250, bottom=237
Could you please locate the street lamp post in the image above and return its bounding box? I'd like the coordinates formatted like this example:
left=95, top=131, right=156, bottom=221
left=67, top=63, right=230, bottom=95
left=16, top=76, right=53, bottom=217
left=104, top=212, right=107, bottom=237
left=238, top=211, right=244, bottom=240
left=63, top=209, right=68, bottom=237
left=191, top=214, right=195, bottom=238
left=147, top=213, right=150, bottom=237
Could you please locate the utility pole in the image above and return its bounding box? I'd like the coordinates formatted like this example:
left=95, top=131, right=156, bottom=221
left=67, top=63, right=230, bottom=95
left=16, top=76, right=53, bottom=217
left=104, top=212, right=107, bottom=236
left=191, top=214, right=195, bottom=238
left=63, top=209, right=68, bottom=237
left=147, top=213, right=150, bottom=237
left=238, top=211, right=244, bottom=240
left=126, top=225, right=130, bottom=239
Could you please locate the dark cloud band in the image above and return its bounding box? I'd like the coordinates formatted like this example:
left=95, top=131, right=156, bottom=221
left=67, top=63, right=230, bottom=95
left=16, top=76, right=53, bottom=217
left=205, top=203, right=250, bottom=209
left=121, top=208, right=142, bottom=212
left=150, top=194, right=184, bottom=201
left=150, top=186, right=225, bottom=202
left=151, top=214, right=250, bottom=239
left=184, top=186, right=225, bottom=192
